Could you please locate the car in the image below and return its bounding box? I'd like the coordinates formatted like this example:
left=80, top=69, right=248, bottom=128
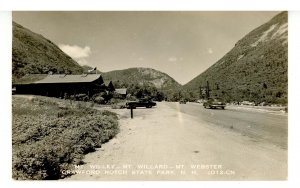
left=125, top=99, right=156, bottom=109
left=179, top=99, right=187, bottom=104
left=203, top=98, right=226, bottom=109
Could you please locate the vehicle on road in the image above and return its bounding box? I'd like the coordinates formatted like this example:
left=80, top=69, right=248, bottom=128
left=179, top=99, right=187, bottom=104
left=241, top=101, right=256, bottom=106
left=125, top=98, right=156, bottom=109
left=203, top=98, right=226, bottom=109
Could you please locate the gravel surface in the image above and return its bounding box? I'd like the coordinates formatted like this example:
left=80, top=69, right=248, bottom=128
left=66, top=102, right=287, bottom=180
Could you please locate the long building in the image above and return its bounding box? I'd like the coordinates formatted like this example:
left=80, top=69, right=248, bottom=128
left=14, top=74, right=109, bottom=98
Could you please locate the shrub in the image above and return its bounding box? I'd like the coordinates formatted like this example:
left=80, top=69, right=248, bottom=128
left=12, top=96, right=119, bottom=180
left=93, top=96, right=105, bottom=104
left=75, top=94, right=89, bottom=101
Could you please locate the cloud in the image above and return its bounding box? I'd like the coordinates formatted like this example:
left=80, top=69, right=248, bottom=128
left=59, top=44, right=92, bottom=65
left=208, top=48, right=213, bottom=54
left=77, top=59, right=89, bottom=66
left=168, top=57, right=177, bottom=62
left=59, top=44, right=91, bottom=59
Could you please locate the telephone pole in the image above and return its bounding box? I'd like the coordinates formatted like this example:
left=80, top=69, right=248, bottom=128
left=206, top=81, right=210, bottom=99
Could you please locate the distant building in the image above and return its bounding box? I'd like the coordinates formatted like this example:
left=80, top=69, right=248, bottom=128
left=14, top=74, right=108, bottom=98
left=114, top=88, right=127, bottom=99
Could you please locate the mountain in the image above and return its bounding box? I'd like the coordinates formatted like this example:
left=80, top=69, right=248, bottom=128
left=82, top=66, right=181, bottom=92
left=101, top=67, right=181, bottom=93
left=12, top=22, right=83, bottom=83
left=11, top=22, right=180, bottom=96
left=184, top=12, right=288, bottom=105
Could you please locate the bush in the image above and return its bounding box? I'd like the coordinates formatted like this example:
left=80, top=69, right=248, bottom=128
left=107, top=98, right=123, bottom=105
left=12, top=96, right=119, bottom=180
left=93, top=96, right=105, bottom=104
left=75, top=94, right=89, bottom=101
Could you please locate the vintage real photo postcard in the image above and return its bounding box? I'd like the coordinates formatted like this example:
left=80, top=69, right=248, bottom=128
left=12, top=11, right=288, bottom=180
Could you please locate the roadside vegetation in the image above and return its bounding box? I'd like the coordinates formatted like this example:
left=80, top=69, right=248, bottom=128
left=12, top=96, right=119, bottom=180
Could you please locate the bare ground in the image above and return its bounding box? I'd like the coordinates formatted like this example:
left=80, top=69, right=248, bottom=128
left=66, top=102, right=287, bottom=181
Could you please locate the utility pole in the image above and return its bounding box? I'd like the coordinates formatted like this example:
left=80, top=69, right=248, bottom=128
left=199, top=86, right=202, bottom=99
left=215, top=83, right=220, bottom=98
left=206, top=81, right=210, bottom=99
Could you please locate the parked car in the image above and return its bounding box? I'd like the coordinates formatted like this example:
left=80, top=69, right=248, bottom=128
left=203, top=98, right=226, bottom=109
left=125, top=98, right=156, bottom=109
left=179, top=99, right=187, bottom=104
left=241, top=101, right=255, bottom=106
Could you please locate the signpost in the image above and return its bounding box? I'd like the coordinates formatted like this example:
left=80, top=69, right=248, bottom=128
left=130, top=107, right=133, bottom=119
left=199, top=81, right=211, bottom=99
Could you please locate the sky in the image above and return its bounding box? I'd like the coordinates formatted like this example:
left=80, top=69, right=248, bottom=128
left=13, top=11, right=279, bottom=84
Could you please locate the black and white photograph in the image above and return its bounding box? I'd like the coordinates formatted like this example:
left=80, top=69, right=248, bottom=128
left=11, top=11, right=288, bottom=181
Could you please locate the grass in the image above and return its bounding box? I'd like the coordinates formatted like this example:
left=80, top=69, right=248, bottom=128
left=12, top=96, right=119, bottom=180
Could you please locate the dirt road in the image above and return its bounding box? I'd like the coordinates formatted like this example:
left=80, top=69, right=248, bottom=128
left=66, top=102, right=287, bottom=180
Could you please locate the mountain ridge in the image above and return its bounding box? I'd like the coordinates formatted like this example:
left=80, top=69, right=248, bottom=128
left=12, top=21, right=84, bottom=83
left=12, top=11, right=288, bottom=104
left=183, top=11, right=288, bottom=104
left=101, top=67, right=181, bottom=90
left=12, top=22, right=180, bottom=94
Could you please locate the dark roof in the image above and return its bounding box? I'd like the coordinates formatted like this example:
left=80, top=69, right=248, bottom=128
left=33, top=74, right=102, bottom=84
left=115, top=88, right=127, bottom=95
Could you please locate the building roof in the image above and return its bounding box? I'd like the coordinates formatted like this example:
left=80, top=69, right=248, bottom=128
left=34, top=74, right=102, bottom=84
left=115, top=88, right=127, bottom=95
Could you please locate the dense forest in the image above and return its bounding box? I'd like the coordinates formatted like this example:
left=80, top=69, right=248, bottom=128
left=101, top=67, right=182, bottom=101
left=183, top=12, right=288, bottom=105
